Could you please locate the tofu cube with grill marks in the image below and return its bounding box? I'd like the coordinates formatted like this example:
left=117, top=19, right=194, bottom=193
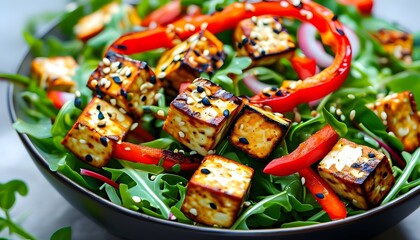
left=62, top=97, right=133, bottom=167
left=155, top=30, right=225, bottom=96
left=234, top=16, right=296, bottom=66
left=181, top=154, right=254, bottom=227
left=74, top=2, right=141, bottom=42
left=372, top=29, right=413, bottom=64
left=163, top=78, right=243, bottom=156
left=31, top=56, right=78, bottom=92
left=229, top=104, right=291, bottom=160
left=368, top=91, right=420, bottom=152
left=318, top=138, right=395, bottom=210
left=87, top=51, right=160, bottom=119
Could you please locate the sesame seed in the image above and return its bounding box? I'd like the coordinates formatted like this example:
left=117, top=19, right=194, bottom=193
left=301, top=177, right=306, bottom=185
left=187, top=97, right=195, bottom=105
left=340, top=115, right=346, bottom=121
left=78, top=124, right=85, bottom=130
left=174, top=54, right=181, bottom=62
left=245, top=3, right=255, bottom=12
left=98, top=111, right=105, bottom=120
left=189, top=208, right=198, bottom=216
left=111, top=61, right=121, bottom=71
left=190, top=151, right=197, bottom=155
left=315, top=193, right=324, bottom=199
left=110, top=98, right=117, bottom=106
left=132, top=196, right=141, bottom=203
left=380, top=111, right=387, bottom=120
left=104, top=80, right=111, bottom=89
left=207, top=149, right=216, bottom=154
left=79, top=139, right=87, bottom=144
left=173, top=149, right=179, bottom=153
left=157, top=72, right=166, bottom=79
left=119, top=108, right=127, bottom=114
left=223, top=109, right=230, bottom=118
left=239, top=137, right=249, bottom=144
left=178, top=131, right=185, bottom=138
left=251, top=16, right=257, bottom=23
left=124, top=147, right=131, bottom=151
left=200, top=22, right=208, bottom=30
left=368, top=152, right=375, bottom=158
left=209, top=203, right=217, bottom=209
left=102, top=57, right=111, bottom=66
left=196, top=86, right=204, bottom=93
left=179, top=149, right=185, bottom=154
left=201, top=168, right=211, bottom=174
left=113, top=76, right=122, bottom=84
left=85, top=154, right=93, bottom=162
left=99, top=77, right=107, bottom=86
left=102, top=67, right=110, bottom=74
left=179, top=121, right=185, bottom=126
left=280, top=1, right=289, bottom=8
left=75, top=90, right=81, bottom=98
left=347, top=94, right=355, bottom=99
left=202, top=97, right=211, bottom=106
left=336, top=28, right=345, bottom=36
left=149, top=75, right=156, bottom=84
left=203, top=49, right=210, bottom=56
left=350, top=110, right=356, bottom=120
left=100, top=136, right=108, bottom=147
left=130, top=122, right=139, bottom=131
left=263, top=105, right=272, bottom=112
left=244, top=201, right=251, bottom=207
left=336, top=109, right=342, bottom=116
left=157, top=110, right=165, bottom=117
left=97, top=120, right=107, bottom=128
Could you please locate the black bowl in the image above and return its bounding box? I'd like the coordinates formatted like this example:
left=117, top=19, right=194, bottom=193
left=8, top=25, right=420, bottom=240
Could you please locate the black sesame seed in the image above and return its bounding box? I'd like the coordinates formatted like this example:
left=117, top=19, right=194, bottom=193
left=271, top=87, right=278, bottom=91
left=201, top=168, right=211, bottom=174
left=115, top=44, right=127, bottom=50
left=85, top=154, right=93, bottom=162
left=250, top=39, right=257, bottom=46
left=368, top=152, right=375, bottom=158
left=112, top=76, right=122, bottom=84
left=193, top=49, right=201, bottom=56
left=141, top=95, right=147, bottom=102
left=332, top=14, right=338, bottom=21
left=239, top=137, right=249, bottom=144
left=237, top=42, right=243, bottom=49
left=263, top=92, right=271, bottom=97
left=120, top=89, right=128, bottom=99
left=209, top=203, right=217, bottom=209
left=275, top=90, right=283, bottom=96
left=241, top=37, right=249, bottom=45
left=98, top=121, right=106, bottom=128
left=98, top=111, right=105, bottom=120
left=261, top=50, right=266, bottom=56
left=118, top=62, right=123, bottom=68
left=74, top=97, right=82, bottom=108
left=200, top=63, right=210, bottom=71
left=216, top=6, right=224, bottom=12
left=315, top=193, right=324, bottom=199
left=150, top=75, right=156, bottom=84
left=273, top=28, right=281, bottom=34
left=197, top=86, right=205, bottom=93
left=202, top=97, right=211, bottom=106
left=223, top=109, right=230, bottom=118
left=100, top=136, right=108, bottom=147
left=126, top=71, right=132, bottom=78
left=351, top=163, right=361, bottom=168
left=336, top=28, right=345, bottom=36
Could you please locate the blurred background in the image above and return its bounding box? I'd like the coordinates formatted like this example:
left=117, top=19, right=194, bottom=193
left=0, top=1, right=419, bottom=239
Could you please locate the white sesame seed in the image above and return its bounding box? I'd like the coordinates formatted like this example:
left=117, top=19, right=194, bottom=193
left=189, top=208, right=198, bottom=216
left=187, top=97, right=195, bottom=105
left=251, top=16, right=257, bottom=23
left=398, top=127, right=409, bottom=137
left=179, top=121, right=185, bottom=126
left=169, top=213, right=177, bottom=221
left=132, top=196, right=141, bottom=203
left=263, top=105, right=272, bottom=112
left=245, top=3, right=255, bottom=12
left=244, top=201, right=251, bottom=207
left=150, top=175, right=156, bottom=180
left=154, top=93, right=162, bottom=101
left=130, top=122, right=139, bottom=131
left=178, top=131, right=185, bottom=138
left=280, top=1, right=289, bottom=8
left=102, top=57, right=111, bottom=66
left=110, top=98, right=117, bottom=106
left=100, top=77, right=107, bottom=87
left=340, top=115, right=346, bottom=121
left=179, top=150, right=185, bottom=154
left=157, top=110, right=165, bottom=118
left=301, top=177, right=306, bottom=185
left=90, top=79, right=98, bottom=87
left=75, top=90, right=81, bottom=98
left=157, top=72, right=166, bottom=79
left=291, top=0, right=301, bottom=7
left=380, top=111, right=387, bottom=120
left=203, top=49, right=210, bottom=56
left=173, top=149, right=179, bottom=153
left=190, top=151, right=197, bottom=155
left=200, top=22, right=208, bottom=30
left=174, top=54, right=181, bottom=62
left=102, top=67, right=110, bottom=74
left=104, top=79, right=111, bottom=89
left=336, top=109, right=342, bottom=116
left=347, top=94, right=355, bottom=99
left=207, top=149, right=216, bottom=154
left=124, top=147, right=131, bottom=151
left=119, top=108, right=127, bottom=114
left=79, top=139, right=87, bottom=144
left=350, top=110, right=356, bottom=120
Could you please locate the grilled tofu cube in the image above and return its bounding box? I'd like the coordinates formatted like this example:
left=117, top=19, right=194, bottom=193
left=318, top=138, right=395, bottom=210
left=62, top=97, right=133, bottom=167
left=74, top=2, right=141, bottom=42
left=229, top=104, right=291, bottom=160
left=181, top=154, right=254, bottom=227
left=368, top=91, right=420, bottom=152
left=87, top=51, right=161, bottom=119
left=163, top=78, right=243, bottom=156
left=234, top=16, right=296, bottom=66
left=372, top=29, right=413, bottom=64
left=31, top=56, right=78, bottom=92
left=155, top=30, right=225, bottom=96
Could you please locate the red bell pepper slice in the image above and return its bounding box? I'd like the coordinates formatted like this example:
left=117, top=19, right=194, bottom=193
left=290, top=55, right=318, bottom=80
left=113, top=142, right=202, bottom=171
left=107, top=1, right=352, bottom=113
left=141, top=0, right=182, bottom=27
left=337, top=0, right=373, bottom=15
left=263, top=125, right=339, bottom=176
left=299, top=167, right=347, bottom=220
left=47, top=91, right=74, bottom=109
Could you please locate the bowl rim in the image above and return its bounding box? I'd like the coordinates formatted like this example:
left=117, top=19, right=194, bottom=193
left=6, top=17, right=420, bottom=237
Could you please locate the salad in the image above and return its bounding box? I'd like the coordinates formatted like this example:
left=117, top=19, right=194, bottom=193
left=3, top=0, right=420, bottom=231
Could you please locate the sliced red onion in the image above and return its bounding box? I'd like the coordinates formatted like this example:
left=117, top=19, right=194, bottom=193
left=242, top=73, right=276, bottom=95
left=298, top=22, right=360, bottom=68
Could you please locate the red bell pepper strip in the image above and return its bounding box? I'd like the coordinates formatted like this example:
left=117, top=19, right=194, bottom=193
left=107, top=1, right=352, bottom=113
left=299, top=167, right=347, bottom=220
left=290, top=55, right=318, bottom=80
left=263, top=125, right=339, bottom=176
left=47, top=91, right=74, bottom=109
left=80, top=168, right=120, bottom=189
left=141, top=0, right=182, bottom=27
left=337, top=0, right=373, bottom=15
left=113, top=142, right=202, bottom=171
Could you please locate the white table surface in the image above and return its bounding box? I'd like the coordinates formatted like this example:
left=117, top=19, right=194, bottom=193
left=0, top=1, right=419, bottom=239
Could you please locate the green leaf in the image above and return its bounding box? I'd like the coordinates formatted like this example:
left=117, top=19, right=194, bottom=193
left=170, top=206, right=193, bottom=224
left=13, top=118, right=52, bottom=139
left=50, top=226, right=72, bottom=240
left=322, top=107, right=348, bottom=137
left=0, top=180, right=28, bottom=210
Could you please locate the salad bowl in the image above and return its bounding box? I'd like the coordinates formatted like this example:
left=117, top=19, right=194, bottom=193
left=6, top=0, right=420, bottom=239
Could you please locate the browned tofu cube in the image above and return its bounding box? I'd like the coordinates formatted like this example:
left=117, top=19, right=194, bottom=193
left=31, top=56, right=78, bottom=92
left=229, top=104, right=291, bottom=160
left=62, top=97, right=133, bottom=167
left=155, top=30, right=225, bottom=96
left=372, top=29, right=413, bottom=64
left=74, top=2, right=141, bottom=42
left=318, top=138, right=395, bottom=210
left=87, top=51, right=161, bottom=119
left=234, top=16, right=296, bottom=66
left=163, top=78, right=243, bottom=156
left=181, top=154, right=254, bottom=227
left=368, top=91, right=420, bottom=152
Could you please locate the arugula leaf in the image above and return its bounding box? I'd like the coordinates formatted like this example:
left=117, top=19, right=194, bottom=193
left=50, top=226, right=72, bottom=240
